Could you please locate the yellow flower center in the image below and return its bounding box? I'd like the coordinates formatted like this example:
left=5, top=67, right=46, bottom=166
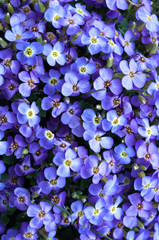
left=64, top=160, right=72, bottom=167
left=121, top=152, right=127, bottom=157
left=109, top=40, right=115, bottom=46
left=50, top=179, right=57, bottom=186
left=54, top=15, right=60, bottom=21
left=80, top=66, right=86, bottom=73
left=129, top=71, right=135, bottom=78
left=94, top=208, right=99, bottom=215
left=45, top=130, right=54, bottom=139
left=52, top=51, right=58, bottom=57
left=24, top=232, right=32, bottom=238
left=95, top=134, right=101, bottom=141
left=27, top=110, right=34, bottom=117
left=94, top=116, right=101, bottom=124
left=112, top=119, right=119, bottom=126
left=24, top=47, right=33, bottom=56
left=91, top=37, right=97, bottom=44
left=77, top=211, right=84, bottom=217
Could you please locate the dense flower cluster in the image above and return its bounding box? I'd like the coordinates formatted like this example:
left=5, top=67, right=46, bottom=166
left=0, top=0, right=159, bottom=239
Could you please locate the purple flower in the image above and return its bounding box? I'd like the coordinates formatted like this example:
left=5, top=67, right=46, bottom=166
left=119, top=30, right=135, bottom=56
left=120, top=59, right=146, bottom=90
left=44, top=5, right=66, bottom=29
left=27, top=201, right=53, bottom=229
left=70, top=57, right=96, bottom=80
left=126, top=193, right=153, bottom=219
left=14, top=155, right=35, bottom=176
left=43, top=41, right=66, bottom=66
left=136, top=141, right=159, bottom=167
left=81, top=155, right=106, bottom=184
left=81, top=109, right=102, bottom=131
left=137, top=6, right=159, bottom=32
left=16, top=222, right=38, bottom=240
left=36, top=127, right=54, bottom=150
left=81, top=27, right=106, bottom=55
left=116, top=119, right=138, bottom=147
left=1, top=79, right=19, bottom=100
left=84, top=198, right=106, bottom=225
left=106, top=0, right=128, bottom=10
left=61, top=101, right=82, bottom=129
left=104, top=196, right=123, bottom=221
left=83, top=129, right=114, bottom=153
left=1, top=229, right=19, bottom=240
left=62, top=72, right=91, bottom=96
left=42, top=94, right=67, bottom=118
left=18, top=71, right=39, bottom=97
left=5, top=24, right=33, bottom=42
left=0, top=106, right=16, bottom=131
left=16, top=42, right=43, bottom=65
left=93, top=68, right=122, bottom=100
left=9, top=187, right=30, bottom=211
left=17, top=101, right=40, bottom=127
left=114, top=144, right=135, bottom=164
left=53, top=148, right=82, bottom=177
left=39, top=166, right=66, bottom=194
left=138, top=118, right=158, bottom=142
left=60, top=12, right=84, bottom=35
left=102, top=109, right=127, bottom=133
left=0, top=131, right=8, bottom=155
left=6, top=134, right=27, bottom=159
left=71, top=200, right=87, bottom=225
left=0, top=49, right=20, bottom=76
left=134, top=176, right=158, bottom=201
left=40, top=69, right=64, bottom=96
left=29, top=142, right=48, bottom=165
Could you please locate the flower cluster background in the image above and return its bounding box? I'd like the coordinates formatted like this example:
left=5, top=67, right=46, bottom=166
left=0, top=0, right=159, bottom=239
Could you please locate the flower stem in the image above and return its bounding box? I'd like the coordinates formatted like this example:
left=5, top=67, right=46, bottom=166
left=127, top=0, right=144, bottom=7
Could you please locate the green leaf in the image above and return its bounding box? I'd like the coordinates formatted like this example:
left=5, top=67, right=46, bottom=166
left=1, top=173, right=7, bottom=181
left=1, top=213, right=9, bottom=225
left=3, top=155, right=16, bottom=165
left=36, top=98, right=46, bottom=117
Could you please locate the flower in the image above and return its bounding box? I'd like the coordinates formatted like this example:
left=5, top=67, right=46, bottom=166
left=81, top=155, right=106, bottom=183
left=81, top=27, right=106, bottom=55
left=39, top=166, right=66, bottom=194
left=53, top=148, right=82, bottom=177
left=43, top=41, right=66, bottom=66
left=84, top=198, right=106, bottom=225
left=9, top=187, right=30, bottom=211
left=16, top=42, right=43, bottom=65
left=114, top=143, right=135, bottom=164
left=17, top=101, right=40, bottom=127
left=120, top=59, right=146, bottom=90
left=27, top=201, right=53, bottom=229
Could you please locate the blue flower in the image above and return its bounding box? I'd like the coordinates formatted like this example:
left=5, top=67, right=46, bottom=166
left=81, top=27, right=106, bottom=55
left=44, top=5, right=66, bottom=29
left=16, top=42, right=43, bottom=65
left=114, top=143, right=135, bottom=164
left=43, top=41, right=66, bottom=66
left=17, top=101, right=40, bottom=127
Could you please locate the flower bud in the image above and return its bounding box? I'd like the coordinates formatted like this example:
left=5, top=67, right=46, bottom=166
left=38, top=1, right=45, bottom=13
left=130, top=22, right=136, bottom=31
left=5, top=13, right=10, bottom=24
left=7, top=3, right=14, bottom=14
left=0, top=38, right=7, bottom=48
left=106, top=57, right=113, bottom=68
left=22, top=148, right=29, bottom=155
left=136, top=22, right=146, bottom=32
left=138, top=171, right=145, bottom=178
left=151, top=43, right=158, bottom=55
